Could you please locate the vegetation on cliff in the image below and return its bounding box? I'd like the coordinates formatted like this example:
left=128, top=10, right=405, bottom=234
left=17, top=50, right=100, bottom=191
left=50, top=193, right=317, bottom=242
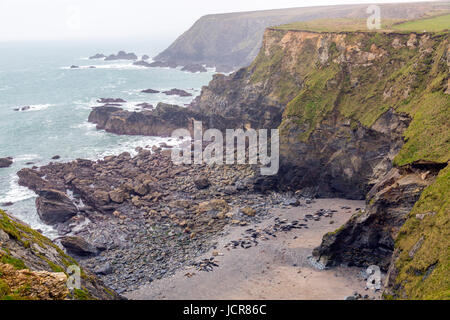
left=386, top=166, right=449, bottom=300
left=0, top=209, right=119, bottom=300
left=154, top=2, right=448, bottom=71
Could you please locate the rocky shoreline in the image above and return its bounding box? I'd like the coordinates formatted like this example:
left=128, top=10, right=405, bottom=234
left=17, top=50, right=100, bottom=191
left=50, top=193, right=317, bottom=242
left=16, top=143, right=320, bottom=293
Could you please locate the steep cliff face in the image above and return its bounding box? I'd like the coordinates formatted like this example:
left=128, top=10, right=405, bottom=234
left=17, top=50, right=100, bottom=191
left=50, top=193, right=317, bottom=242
left=0, top=210, right=121, bottom=300
left=190, top=24, right=449, bottom=298
left=192, top=28, right=449, bottom=197
left=154, top=2, right=450, bottom=71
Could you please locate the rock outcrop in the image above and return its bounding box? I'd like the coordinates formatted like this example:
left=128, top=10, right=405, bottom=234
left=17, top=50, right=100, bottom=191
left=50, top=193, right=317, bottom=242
left=105, top=51, right=137, bottom=61
left=88, top=103, right=202, bottom=136
left=181, top=64, right=207, bottom=73
left=0, top=210, right=121, bottom=300
left=89, top=53, right=106, bottom=59
left=163, top=88, right=192, bottom=97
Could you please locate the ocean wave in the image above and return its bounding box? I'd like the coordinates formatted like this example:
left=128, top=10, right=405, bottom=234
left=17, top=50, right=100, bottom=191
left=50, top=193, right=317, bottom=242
left=0, top=174, right=36, bottom=204
left=13, top=154, right=41, bottom=162
left=61, top=63, right=148, bottom=70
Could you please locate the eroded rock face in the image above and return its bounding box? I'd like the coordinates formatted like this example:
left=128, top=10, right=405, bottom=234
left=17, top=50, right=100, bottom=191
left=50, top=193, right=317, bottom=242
left=36, top=189, right=78, bottom=224
left=88, top=103, right=203, bottom=136
left=312, top=166, right=437, bottom=270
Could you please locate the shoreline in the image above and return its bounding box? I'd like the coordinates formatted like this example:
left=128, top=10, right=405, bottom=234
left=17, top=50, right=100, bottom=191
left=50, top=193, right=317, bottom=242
left=127, top=198, right=381, bottom=300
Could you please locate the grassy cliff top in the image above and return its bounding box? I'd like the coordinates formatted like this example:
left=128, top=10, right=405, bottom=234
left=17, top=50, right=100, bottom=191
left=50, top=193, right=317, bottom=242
left=273, top=13, right=450, bottom=33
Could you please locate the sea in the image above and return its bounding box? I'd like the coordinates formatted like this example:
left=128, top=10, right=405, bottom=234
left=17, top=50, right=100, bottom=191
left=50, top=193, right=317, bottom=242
left=0, top=38, right=215, bottom=238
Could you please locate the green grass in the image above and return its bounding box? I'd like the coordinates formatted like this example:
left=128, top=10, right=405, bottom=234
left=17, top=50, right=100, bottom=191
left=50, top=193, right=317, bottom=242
left=273, top=18, right=398, bottom=32
left=274, top=14, right=450, bottom=33
left=392, top=166, right=450, bottom=299
left=392, top=14, right=450, bottom=32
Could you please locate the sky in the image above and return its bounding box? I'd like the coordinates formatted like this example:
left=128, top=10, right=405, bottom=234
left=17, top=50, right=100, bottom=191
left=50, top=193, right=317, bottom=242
left=0, top=0, right=437, bottom=42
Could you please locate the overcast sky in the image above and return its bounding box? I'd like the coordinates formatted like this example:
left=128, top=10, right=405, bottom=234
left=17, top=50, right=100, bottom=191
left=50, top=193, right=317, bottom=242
left=0, top=0, right=436, bottom=42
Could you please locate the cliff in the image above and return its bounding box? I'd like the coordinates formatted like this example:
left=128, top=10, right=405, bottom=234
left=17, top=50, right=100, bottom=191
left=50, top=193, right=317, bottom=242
left=188, top=19, right=449, bottom=299
left=154, top=2, right=449, bottom=71
left=0, top=210, right=121, bottom=300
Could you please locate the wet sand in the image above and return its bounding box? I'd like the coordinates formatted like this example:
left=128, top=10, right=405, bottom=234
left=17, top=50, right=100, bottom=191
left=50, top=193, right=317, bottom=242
left=126, top=198, right=377, bottom=300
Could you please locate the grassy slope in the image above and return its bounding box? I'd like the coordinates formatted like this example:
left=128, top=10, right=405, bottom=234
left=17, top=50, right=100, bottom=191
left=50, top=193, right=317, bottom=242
left=392, top=14, right=450, bottom=32
left=0, top=210, right=93, bottom=300
left=390, top=166, right=450, bottom=300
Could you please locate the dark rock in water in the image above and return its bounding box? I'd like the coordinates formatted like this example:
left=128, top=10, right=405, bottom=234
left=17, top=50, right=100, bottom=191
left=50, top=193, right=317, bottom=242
left=0, top=157, right=13, bottom=168
left=14, top=106, right=30, bottom=112
left=35, top=189, right=78, bottom=224
left=181, top=64, right=207, bottom=73
left=88, top=102, right=204, bottom=136
left=60, top=236, right=98, bottom=256
left=89, top=53, right=106, bottom=59
left=142, top=55, right=150, bottom=60
left=147, top=60, right=178, bottom=68
left=141, top=88, right=160, bottom=94
left=105, top=51, right=137, bottom=61
left=70, top=65, right=79, bottom=69
left=163, top=88, right=192, bottom=97
left=89, top=66, right=96, bottom=68
left=194, top=178, right=210, bottom=189
left=97, top=98, right=126, bottom=104
left=1, top=202, right=14, bottom=207
left=52, top=155, right=61, bottom=160
left=133, top=60, right=152, bottom=67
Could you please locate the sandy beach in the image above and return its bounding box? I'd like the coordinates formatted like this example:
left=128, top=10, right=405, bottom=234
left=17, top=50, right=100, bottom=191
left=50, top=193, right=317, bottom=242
left=127, top=198, right=380, bottom=300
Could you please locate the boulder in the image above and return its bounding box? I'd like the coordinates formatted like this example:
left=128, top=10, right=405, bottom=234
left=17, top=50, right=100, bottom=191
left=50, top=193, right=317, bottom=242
left=194, top=177, right=210, bottom=189
left=35, top=189, right=78, bottom=224
left=197, top=199, right=230, bottom=216
left=60, top=236, right=98, bottom=256
left=109, top=189, right=126, bottom=204
left=0, top=157, right=13, bottom=168
left=92, top=190, right=110, bottom=206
